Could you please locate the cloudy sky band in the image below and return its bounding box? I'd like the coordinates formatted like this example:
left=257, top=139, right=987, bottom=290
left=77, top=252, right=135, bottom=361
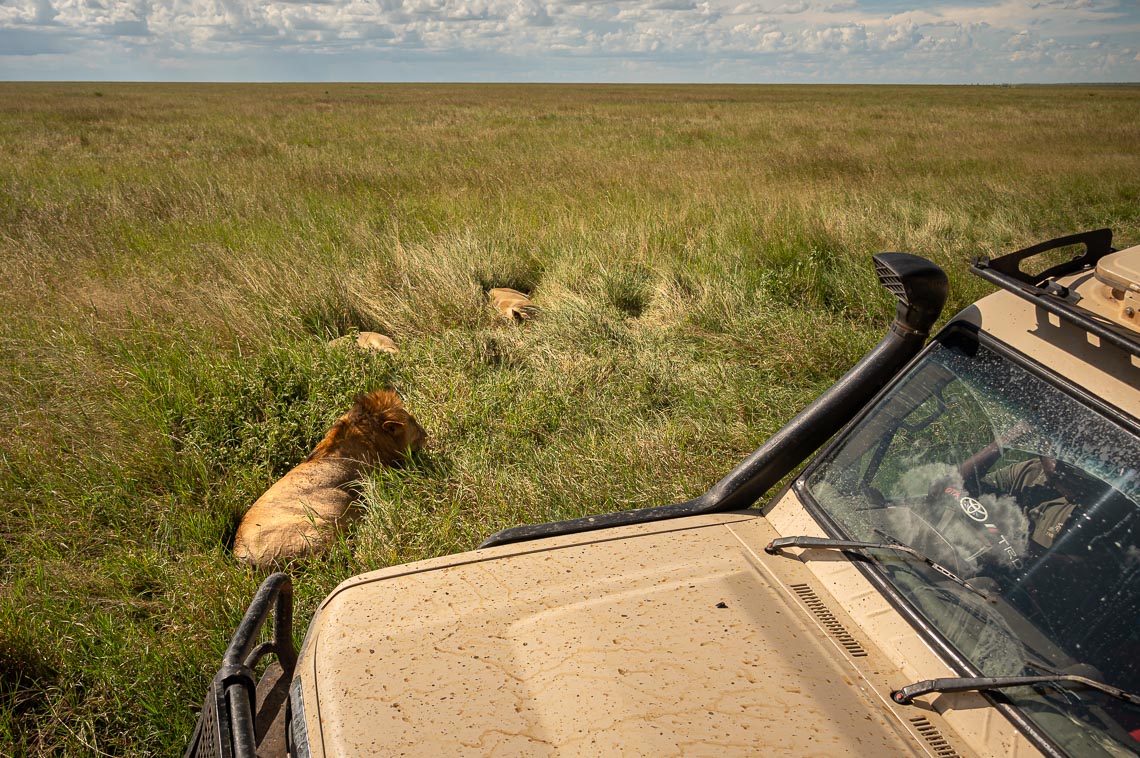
left=1, top=0, right=1137, bottom=82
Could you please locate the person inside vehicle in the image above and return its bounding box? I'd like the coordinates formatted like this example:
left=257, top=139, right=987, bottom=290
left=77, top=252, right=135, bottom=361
left=954, top=426, right=1140, bottom=741
left=957, top=423, right=1085, bottom=556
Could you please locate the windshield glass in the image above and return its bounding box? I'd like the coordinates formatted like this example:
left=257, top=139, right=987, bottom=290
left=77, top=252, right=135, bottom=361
left=804, top=328, right=1140, bottom=757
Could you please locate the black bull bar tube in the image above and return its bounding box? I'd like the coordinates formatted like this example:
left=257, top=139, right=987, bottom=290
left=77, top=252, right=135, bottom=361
left=184, top=573, right=297, bottom=758
left=481, top=252, right=948, bottom=548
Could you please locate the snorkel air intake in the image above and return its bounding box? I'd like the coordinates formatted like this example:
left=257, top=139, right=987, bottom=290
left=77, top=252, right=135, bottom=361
left=874, top=253, right=949, bottom=337
left=481, top=253, right=948, bottom=548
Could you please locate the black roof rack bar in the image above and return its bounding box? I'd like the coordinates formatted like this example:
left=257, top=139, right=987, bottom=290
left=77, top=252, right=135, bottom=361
left=971, top=251, right=1140, bottom=361
left=983, top=228, right=1115, bottom=286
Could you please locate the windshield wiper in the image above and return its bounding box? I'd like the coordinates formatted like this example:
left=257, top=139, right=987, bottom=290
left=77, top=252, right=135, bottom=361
left=765, top=534, right=993, bottom=602
left=892, top=662, right=1140, bottom=707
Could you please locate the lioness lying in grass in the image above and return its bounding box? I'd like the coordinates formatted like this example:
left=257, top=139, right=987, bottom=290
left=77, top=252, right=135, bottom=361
left=233, top=389, right=426, bottom=569
left=489, top=287, right=538, bottom=320
left=328, top=331, right=399, bottom=353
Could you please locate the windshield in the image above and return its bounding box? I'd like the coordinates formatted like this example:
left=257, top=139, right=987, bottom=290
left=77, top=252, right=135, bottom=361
left=804, top=328, right=1140, bottom=757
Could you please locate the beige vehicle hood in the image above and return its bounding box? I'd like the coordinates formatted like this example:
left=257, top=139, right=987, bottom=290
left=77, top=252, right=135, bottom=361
left=295, top=513, right=977, bottom=756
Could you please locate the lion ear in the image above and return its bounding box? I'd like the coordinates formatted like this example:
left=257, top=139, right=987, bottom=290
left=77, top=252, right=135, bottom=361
left=382, top=419, right=404, bottom=434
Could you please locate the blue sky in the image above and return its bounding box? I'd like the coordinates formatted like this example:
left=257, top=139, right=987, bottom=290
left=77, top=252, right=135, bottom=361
left=1, top=0, right=1137, bottom=82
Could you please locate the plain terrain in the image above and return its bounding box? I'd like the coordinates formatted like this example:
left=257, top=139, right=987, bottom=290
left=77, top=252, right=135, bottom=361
left=1, top=82, right=1138, bottom=754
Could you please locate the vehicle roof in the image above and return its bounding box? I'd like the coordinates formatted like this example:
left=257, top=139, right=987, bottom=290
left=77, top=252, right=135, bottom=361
left=953, top=242, right=1140, bottom=422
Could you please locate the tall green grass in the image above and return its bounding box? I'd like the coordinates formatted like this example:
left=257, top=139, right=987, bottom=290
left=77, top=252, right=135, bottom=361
left=1, top=83, right=1138, bottom=753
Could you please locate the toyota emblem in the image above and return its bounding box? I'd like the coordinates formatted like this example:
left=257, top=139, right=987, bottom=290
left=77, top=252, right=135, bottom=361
left=959, top=496, right=988, bottom=522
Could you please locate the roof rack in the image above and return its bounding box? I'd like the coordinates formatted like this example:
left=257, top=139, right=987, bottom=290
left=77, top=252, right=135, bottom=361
left=970, top=229, right=1140, bottom=360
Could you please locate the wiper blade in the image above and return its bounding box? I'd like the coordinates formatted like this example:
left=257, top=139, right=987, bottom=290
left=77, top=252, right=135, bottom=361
left=892, top=664, right=1140, bottom=707
left=765, top=534, right=993, bottom=602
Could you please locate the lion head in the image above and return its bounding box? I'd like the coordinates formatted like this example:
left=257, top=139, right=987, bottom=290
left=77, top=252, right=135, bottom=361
left=306, top=389, right=426, bottom=467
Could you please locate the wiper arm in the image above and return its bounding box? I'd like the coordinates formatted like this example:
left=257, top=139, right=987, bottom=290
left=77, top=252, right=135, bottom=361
left=892, top=663, right=1140, bottom=707
left=765, top=534, right=993, bottom=602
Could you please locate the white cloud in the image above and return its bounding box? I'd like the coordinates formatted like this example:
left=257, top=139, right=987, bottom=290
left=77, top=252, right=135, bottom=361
left=1003, top=28, right=1033, bottom=50
left=771, top=0, right=807, bottom=13
left=1003, top=29, right=1057, bottom=62
left=799, top=22, right=867, bottom=53
left=759, top=28, right=782, bottom=48
left=881, top=20, right=919, bottom=51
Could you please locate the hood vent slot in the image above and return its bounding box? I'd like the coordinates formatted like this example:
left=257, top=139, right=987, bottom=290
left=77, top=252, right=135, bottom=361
left=788, top=583, right=867, bottom=658
left=908, top=716, right=961, bottom=757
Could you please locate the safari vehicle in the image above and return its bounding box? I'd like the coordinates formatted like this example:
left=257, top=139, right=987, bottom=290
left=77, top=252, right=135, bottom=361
left=187, top=229, right=1140, bottom=757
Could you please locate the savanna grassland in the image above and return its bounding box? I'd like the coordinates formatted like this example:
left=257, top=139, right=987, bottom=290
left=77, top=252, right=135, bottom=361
left=1, top=82, right=1138, bottom=754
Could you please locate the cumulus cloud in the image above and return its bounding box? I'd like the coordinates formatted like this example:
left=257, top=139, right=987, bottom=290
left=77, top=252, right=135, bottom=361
left=1002, top=27, right=1057, bottom=62
left=0, top=0, right=1137, bottom=81
left=881, top=20, right=919, bottom=51
left=771, top=0, right=807, bottom=13
left=800, top=22, right=867, bottom=53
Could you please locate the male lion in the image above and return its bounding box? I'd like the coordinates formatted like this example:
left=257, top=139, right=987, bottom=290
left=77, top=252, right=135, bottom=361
left=233, top=389, right=426, bottom=569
